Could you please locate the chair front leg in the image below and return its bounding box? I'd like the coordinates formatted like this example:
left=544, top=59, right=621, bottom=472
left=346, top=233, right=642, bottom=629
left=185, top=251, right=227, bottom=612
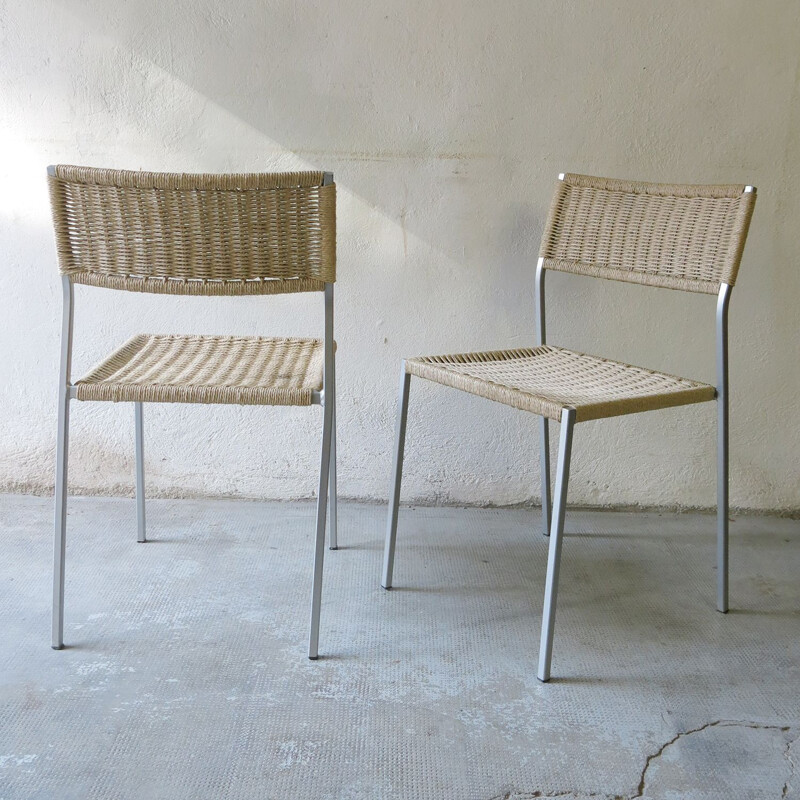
left=52, top=389, right=71, bottom=650
left=381, top=366, right=411, bottom=589
left=537, top=408, right=576, bottom=682
left=308, top=391, right=334, bottom=659
left=717, top=392, right=729, bottom=612
left=540, top=417, right=552, bottom=537
left=135, top=402, right=146, bottom=543
left=52, top=276, right=73, bottom=651
left=716, top=282, right=731, bottom=613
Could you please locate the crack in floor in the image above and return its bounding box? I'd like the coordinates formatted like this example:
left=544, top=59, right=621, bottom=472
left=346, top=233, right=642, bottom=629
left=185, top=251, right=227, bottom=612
left=784, top=731, right=798, bottom=800
left=633, top=719, right=796, bottom=799
left=489, top=720, right=799, bottom=800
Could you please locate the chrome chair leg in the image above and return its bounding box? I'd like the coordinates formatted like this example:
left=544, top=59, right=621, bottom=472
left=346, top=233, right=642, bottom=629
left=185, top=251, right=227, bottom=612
left=537, top=408, right=576, bottom=682
left=52, top=391, right=70, bottom=650
left=135, top=402, right=146, bottom=543
left=308, top=393, right=333, bottom=659
left=381, top=366, right=411, bottom=589
left=717, top=393, right=729, bottom=612
left=328, top=378, right=338, bottom=550
left=52, top=276, right=73, bottom=651
left=716, top=283, right=731, bottom=613
left=540, top=416, right=551, bottom=537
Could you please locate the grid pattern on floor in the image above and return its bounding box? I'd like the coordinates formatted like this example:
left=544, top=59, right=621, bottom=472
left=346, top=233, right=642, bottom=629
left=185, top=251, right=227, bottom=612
left=1, top=496, right=798, bottom=800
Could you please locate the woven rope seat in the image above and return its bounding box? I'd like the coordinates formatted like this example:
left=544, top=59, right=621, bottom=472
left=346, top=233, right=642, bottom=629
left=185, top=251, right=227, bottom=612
left=48, top=166, right=336, bottom=296
left=406, top=345, right=716, bottom=422
left=540, top=173, right=754, bottom=294
left=75, top=334, right=324, bottom=406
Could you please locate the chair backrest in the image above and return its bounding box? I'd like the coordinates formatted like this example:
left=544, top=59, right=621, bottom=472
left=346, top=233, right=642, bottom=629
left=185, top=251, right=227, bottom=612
left=47, top=166, right=336, bottom=296
left=539, top=173, right=755, bottom=294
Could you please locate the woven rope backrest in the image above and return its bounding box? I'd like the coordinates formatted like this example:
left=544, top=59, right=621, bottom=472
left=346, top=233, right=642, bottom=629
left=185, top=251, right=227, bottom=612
left=48, top=166, right=335, bottom=295
left=539, top=173, right=755, bottom=294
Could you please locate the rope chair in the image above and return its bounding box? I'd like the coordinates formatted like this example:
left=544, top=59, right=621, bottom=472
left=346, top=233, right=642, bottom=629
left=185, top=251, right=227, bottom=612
left=382, top=172, right=756, bottom=681
left=49, top=165, right=337, bottom=659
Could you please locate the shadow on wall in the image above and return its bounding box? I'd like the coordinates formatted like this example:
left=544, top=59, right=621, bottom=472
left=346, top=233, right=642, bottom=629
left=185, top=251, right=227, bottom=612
left=27, top=1, right=767, bottom=360
left=4, top=0, right=797, bottom=507
left=51, top=0, right=780, bottom=324
left=52, top=0, right=774, bottom=244
left=16, top=1, right=778, bottom=339
left=57, top=0, right=552, bottom=266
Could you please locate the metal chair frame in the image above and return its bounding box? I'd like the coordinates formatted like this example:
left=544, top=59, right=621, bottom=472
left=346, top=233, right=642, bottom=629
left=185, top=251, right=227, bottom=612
left=382, top=174, right=754, bottom=681
left=51, top=169, right=337, bottom=660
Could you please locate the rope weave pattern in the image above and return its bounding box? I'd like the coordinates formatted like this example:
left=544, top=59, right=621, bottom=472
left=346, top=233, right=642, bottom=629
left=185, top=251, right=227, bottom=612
left=540, top=174, right=755, bottom=294
left=48, top=166, right=335, bottom=295
left=75, top=335, right=325, bottom=405
left=406, top=345, right=716, bottom=422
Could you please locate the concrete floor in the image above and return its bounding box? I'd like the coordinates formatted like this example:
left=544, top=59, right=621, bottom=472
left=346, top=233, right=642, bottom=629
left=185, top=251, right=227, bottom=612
left=0, top=494, right=798, bottom=800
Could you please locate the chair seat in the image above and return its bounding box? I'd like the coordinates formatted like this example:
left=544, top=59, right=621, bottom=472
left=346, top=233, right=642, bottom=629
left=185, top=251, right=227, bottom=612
left=75, top=334, right=325, bottom=405
left=406, top=345, right=716, bottom=422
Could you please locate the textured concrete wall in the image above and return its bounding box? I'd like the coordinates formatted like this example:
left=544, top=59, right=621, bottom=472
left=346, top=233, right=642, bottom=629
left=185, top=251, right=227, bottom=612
left=1, top=1, right=798, bottom=510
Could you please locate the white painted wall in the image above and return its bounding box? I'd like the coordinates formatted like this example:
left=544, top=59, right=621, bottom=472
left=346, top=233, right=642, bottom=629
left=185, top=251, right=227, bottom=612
left=1, top=0, right=798, bottom=511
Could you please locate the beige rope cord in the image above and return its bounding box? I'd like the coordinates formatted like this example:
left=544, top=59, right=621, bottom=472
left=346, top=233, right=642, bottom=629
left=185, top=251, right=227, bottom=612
left=48, top=166, right=335, bottom=295
left=406, top=345, right=716, bottom=422
left=540, top=173, right=755, bottom=294
left=75, top=335, right=325, bottom=406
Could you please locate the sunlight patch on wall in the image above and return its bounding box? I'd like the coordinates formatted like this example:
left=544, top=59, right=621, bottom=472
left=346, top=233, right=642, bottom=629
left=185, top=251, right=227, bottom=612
left=0, top=128, right=50, bottom=222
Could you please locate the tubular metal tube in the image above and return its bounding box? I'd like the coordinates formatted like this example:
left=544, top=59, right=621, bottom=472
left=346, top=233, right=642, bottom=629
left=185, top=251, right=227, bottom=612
left=716, top=283, right=732, bottom=612
left=535, top=258, right=551, bottom=535
left=308, top=398, right=332, bottom=659
left=537, top=407, right=576, bottom=682
left=382, top=366, right=411, bottom=589
left=135, top=403, right=146, bottom=542
left=308, top=283, right=335, bottom=658
left=327, top=316, right=338, bottom=550
left=535, top=257, right=546, bottom=347
left=540, top=418, right=552, bottom=537
left=52, top=276, right=74, bottom=649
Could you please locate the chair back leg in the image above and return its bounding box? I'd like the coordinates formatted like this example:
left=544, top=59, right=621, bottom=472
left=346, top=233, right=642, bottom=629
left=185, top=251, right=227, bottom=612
left=382, top=366, right=411, bottom=589
left=537, top=407, right=576, bottom=682
left=135, top=402, right=146, bottom=543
